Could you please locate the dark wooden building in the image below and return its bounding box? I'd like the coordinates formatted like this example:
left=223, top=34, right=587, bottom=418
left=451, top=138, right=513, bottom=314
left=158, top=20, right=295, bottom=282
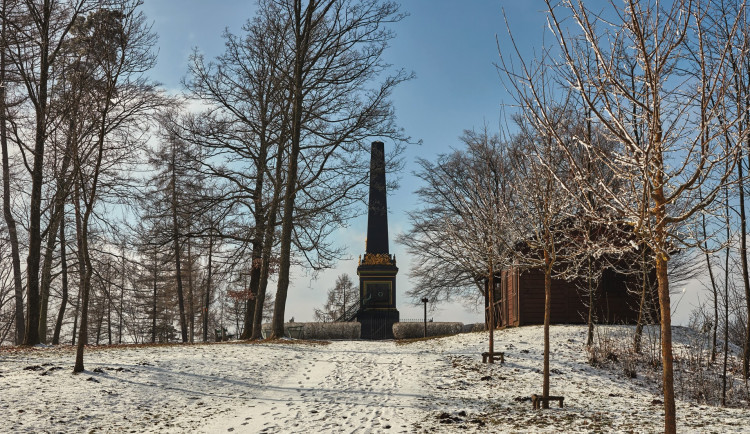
left=487, top=266, right=658, bottom=328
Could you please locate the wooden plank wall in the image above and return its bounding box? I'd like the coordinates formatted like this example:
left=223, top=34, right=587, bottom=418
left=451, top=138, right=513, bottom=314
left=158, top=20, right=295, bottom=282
left=501, top=269, right=519, bottom=326
left=498, top=267, right=656, bottom=327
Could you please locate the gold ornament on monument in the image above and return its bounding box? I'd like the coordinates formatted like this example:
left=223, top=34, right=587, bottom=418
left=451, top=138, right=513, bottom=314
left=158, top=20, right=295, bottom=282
left=360, top=252, right=395, bottom=266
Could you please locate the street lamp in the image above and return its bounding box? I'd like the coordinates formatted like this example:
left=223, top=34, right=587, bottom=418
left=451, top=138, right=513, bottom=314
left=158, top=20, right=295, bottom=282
left=421, top=297, right=429, bottom=338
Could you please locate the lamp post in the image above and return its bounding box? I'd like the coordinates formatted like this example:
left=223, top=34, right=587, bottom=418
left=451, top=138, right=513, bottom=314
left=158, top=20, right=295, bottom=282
left=421, top=297, right=429, bottom=338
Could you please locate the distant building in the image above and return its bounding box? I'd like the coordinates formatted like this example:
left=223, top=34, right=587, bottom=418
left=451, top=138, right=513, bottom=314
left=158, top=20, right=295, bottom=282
left=487, top=265, right=658, bottom=328
left=485, top=218, right=661, bottom=328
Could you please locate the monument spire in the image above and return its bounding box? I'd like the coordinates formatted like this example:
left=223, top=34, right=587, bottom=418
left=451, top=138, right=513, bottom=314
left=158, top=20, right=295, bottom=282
left=366, top=141, right=389, bottom=254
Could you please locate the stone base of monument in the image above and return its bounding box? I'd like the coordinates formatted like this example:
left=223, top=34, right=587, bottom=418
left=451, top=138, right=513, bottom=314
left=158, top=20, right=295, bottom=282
left=357, top=308, right=399, bottom=340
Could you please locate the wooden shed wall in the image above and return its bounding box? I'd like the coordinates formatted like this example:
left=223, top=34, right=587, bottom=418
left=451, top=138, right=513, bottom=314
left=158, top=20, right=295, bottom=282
left=503, top=269, right=519, bottom=326
left=497, top=267, right=656, bottom=327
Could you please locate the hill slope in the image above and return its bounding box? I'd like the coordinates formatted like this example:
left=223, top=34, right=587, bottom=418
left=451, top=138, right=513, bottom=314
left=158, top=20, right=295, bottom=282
left=0, top=325, right=747, bottom=432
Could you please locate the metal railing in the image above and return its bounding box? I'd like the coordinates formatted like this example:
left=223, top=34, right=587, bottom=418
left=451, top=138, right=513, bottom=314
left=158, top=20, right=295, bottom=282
left=333, top=299, right=361, bottom=322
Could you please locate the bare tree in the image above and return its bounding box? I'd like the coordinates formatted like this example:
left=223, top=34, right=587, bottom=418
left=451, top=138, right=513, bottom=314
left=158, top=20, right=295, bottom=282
left=141, top=126, right=195, bottom=344
left=51, top=212, right=69, bottom=344
left=182, top=12, right=289, bottom=340
left=166, top=132, right=188, bottom=343
left=72, top=1, right=161, bottom=371
left=400, top=128, right=511, bottom=358
left=500, top=1, right=746, bottom=430
left=196, top=203, right=227, bottom=342
left=0, top=0, right=25, bottom=345
left=704, top=0, right=750, bottom=377
left=0, top=225, right=16, bottom=344
left=505, top=112, right=589, bottom=406
left=260, top=0, right=410, bottom=339
left=6, top=0, right=98, bottom=346
left=313, top=274, right=357, bottom=322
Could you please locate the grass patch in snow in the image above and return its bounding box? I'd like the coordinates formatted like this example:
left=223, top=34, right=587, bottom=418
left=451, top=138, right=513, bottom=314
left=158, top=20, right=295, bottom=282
left=395, top=334, right=457, bottom=345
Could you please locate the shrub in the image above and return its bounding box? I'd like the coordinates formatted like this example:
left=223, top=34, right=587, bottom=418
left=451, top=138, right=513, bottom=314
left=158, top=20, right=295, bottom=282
left=299, top=322, right=361, bottom=340
left=392, top=322, right=463, bottom=339
left=462, top=323, right=486, bottom=333
left=261, top=322, right=361, bottom=340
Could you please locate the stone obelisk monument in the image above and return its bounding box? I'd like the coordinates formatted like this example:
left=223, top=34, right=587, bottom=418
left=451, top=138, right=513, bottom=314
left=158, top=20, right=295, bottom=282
left=357, top=141, right=399, bottom=339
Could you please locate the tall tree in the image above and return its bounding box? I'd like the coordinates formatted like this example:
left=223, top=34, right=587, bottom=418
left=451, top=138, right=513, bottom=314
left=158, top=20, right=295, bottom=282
left=313, top=274, right=358, bottom=322
left=261, top=0, right=410, bottom=339
left=183, top=12, right=289, bottom=340
left=73, top=1, right=161, bottom=371
left=7, top=0, right=96, bottom=346
left=51, top=212, right=69, bottom=344
left=500, top=1, right=746, bottom=430
left=400, top=128, right=512, bottom=357
left=167, top=132, right=188, bottom=343
left=37, top=59, right=77, bottom=342
left=504, top=113, right=588, bottom=406
left=142, top=128, right=197, bottom=344
left=0, top=0, right=26, bottom=345
left=707, top=0, right=750, bottom=377
left=251, top=146, right=284, bottom=339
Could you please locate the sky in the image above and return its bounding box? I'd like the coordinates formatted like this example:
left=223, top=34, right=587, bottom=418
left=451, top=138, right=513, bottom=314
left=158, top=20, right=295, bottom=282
left=137, top=1, right=702, bottom=325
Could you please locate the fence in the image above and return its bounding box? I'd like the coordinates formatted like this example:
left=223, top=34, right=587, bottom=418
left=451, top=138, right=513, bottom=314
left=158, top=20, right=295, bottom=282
left=399, top=318, right=433, bottom=323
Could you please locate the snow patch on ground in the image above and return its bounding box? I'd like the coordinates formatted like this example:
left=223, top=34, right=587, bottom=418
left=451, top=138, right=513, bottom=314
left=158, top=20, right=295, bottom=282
left=1, top=325, right=748, bottom=432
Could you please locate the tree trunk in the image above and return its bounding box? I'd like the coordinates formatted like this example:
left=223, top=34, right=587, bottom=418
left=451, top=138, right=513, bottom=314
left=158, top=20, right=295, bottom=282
left=271, top=1, right=313, bottom=339
left=52, top=216, right=68, bottom=345
left=271, top=153, right=299, bottom=340
left=74, top=88, right=112, bottom=371
left=203, top=231, right=213, bottom=342
left=241, top=238, right=263, bottom=339
left=187, top=238, right=195, bottom=343
left=73, top=177, right=90, bottom=372
left=242, top=133, right=268, bottom=339
left=586, top=257, right=594, bottom=347
left=0, top=0, right=24, bottom=345
left=151, top=248, right=158, bottom=344
left=271, top=153, right=298, bottom=340
left=119, top=250, right=124, bottom=344
left=634, top=246, right=649, bottom=353
left=487, top=263, right=495, bottom=363
left=170, top=148, right=188, bottom=343
left=71, top=278, right=80, bottom=346
left=543, top=253, right=552, bottom=409
left=25, top=0, right=54, bottom=347
left=107, top=262, right=113, bottom=345
left=253, top=214, right=277, bottom=339
left=252, top=139, right=285, bottom=340
left=722, top=276, right=729, bottom=405
left=38, top=202, right=63, bottom=344
left=584, top=114, right=595, bottom=349
left=655, top=229, right=676, bottom=433
left=95, top=299, right=103, bottom=345
left=723, top=188, right=731, bottom=405
left=740, top=146, right=750, bottom=378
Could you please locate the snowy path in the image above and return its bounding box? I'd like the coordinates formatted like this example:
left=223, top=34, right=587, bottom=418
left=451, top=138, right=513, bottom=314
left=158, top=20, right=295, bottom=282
left=202, top=341, right=431, bottom=433
left=3, top=326, right=750, bottom=433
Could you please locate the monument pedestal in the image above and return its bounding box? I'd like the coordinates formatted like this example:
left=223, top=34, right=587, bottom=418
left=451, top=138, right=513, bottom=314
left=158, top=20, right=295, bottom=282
left=357, top=307, right=399, bottom=340
left=357, top=256, right=399, bottom=339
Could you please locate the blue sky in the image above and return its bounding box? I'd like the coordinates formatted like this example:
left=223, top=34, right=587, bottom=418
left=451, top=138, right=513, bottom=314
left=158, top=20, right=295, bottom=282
left=138, top=1, right=700, bottom=325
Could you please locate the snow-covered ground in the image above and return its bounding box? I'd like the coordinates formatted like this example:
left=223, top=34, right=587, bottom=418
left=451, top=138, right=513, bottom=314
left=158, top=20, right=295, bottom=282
left=1, top=325, right=748, bottom=433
